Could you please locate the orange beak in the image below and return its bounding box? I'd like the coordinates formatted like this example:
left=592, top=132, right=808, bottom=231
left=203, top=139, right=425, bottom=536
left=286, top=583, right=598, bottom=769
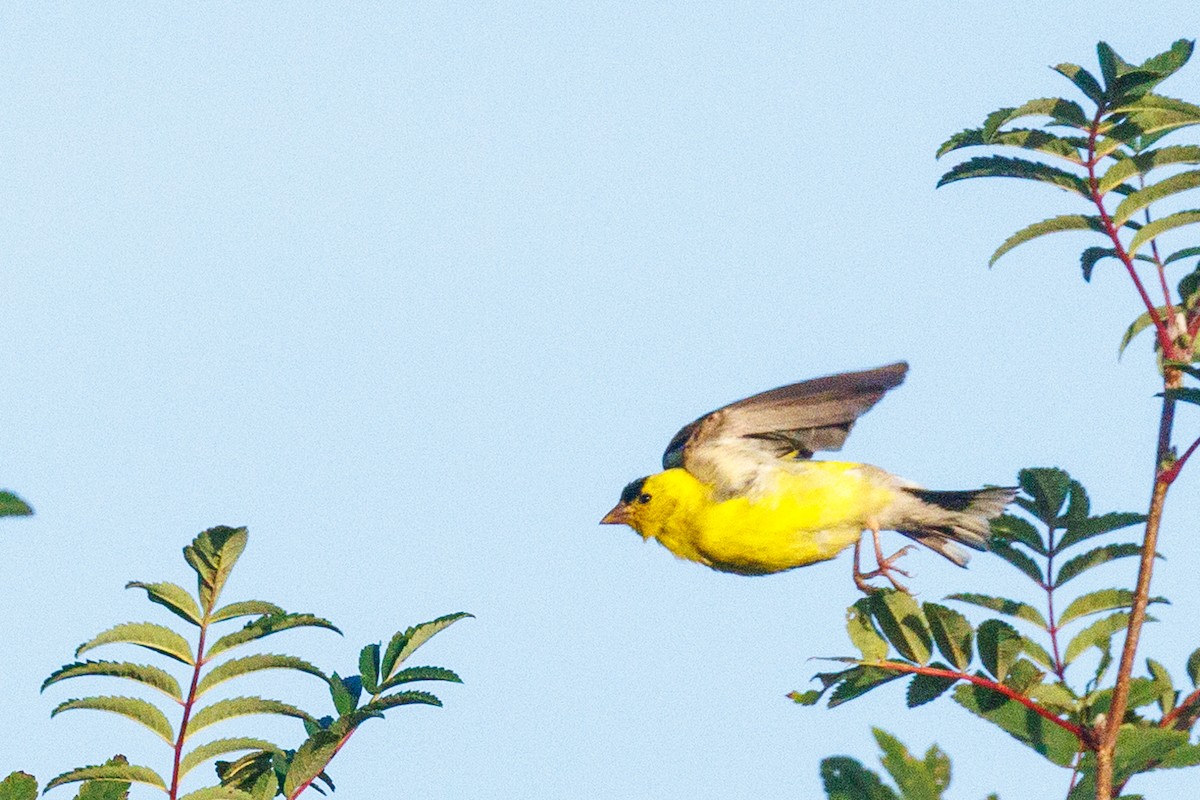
left=600, top=503, right=631, bottom=526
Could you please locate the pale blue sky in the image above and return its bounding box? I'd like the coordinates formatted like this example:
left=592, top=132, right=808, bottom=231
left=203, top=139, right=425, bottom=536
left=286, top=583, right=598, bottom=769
left=3, top=4, right=1199, bottom=798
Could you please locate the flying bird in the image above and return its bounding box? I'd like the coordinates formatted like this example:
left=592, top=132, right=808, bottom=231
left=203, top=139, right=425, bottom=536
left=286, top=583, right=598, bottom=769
left=600, top=362, right=1015, bottom=592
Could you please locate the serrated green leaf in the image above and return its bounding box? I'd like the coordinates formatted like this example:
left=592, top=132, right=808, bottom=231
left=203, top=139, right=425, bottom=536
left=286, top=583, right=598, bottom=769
left=1127, top=209, right=1200, bottom=258
left=328, top=672, right=362, bottom=716
left=1165, top=245, right=1200, bottom=265
left=869, top=591, right=931, bottom=665
left=1163, top=387, right=1200, bottom=407
left=1018, top=468, right=1071, bottom=522
left=990, top=214, right=1106, bottom=266
left=820, top=756, right=900, bottom=800
left=990, top=514, right=1046, bottom=554
left=206, top=614, right=340, bottom=659
left=1147, top=658, right=1176, bottom=715
left=44, top=763, right=165, bottom=793
left=1055, top=543, right=1144, bottom=586
left=378, top=666, right=462, bottom=692
left=196, top=654, right=326, bottom=696
left=952, top=683, right=1079, bottom=765
left=1112, top=170, right=1200, bottom=227
left=906, top=671, right=958, bottom=708
left=213, top=751, right=278, bottom=797
left=359, top=644, right=381, bottom=694
left=1023, top=638, right=1056, bottom=671
left=1064, top=612, right=1134, bottom=665
left=847, top=600, right=889, bottom=662
left=70, top=756, right=133, bottom=800
left=76, top=622, right=194, bottom=665
left=937, top=155, right=1089, bottom=195
left=0, top=491, right=33, bottom=517
left=1097, top=41, right=1133, bottom=87
left=177, top=787, right=254, bottom=800
left=1058, top=589, right=1166, bottom=626
left=1003, top=658, right=1045, bottom=694
left=1027, top=681, right=1080, bottom=715
left=1055, top=62, right=1104, bottom=103
left=1119, top=306, right=1168, bottom=357
left=947, top=593, right=1048, bottom=629
left=1058, top=512, right=1146, bottom=550
left=0, top=772, right=37, bottom=800
left=828, top=667, right=903, bottom=708
left=976, top=620, right=1023, bottom=680
left=1070, top=725, right=1190, bottom=797
left=991, top=539, right=1046, bottom=585
left=52, top=696, right=173, bottom=742
left=924, top=603, right=974, bottom=670
left=1179, top=265, right=1200, bottom=304
left=209, top=601, right=286, bottom=624
left=873, top=728, right=941, bottom=800
left=125, top=582, right=202, bottom=626
left=42, top=660, right=181, bottom=700
left=282, top=730, right=341, bottom=798
left=178, top=738, right=280, bottom=780
left=188, top=697, right=314, bottom=737
left=1188, top=647, right=1200, bottom=686
left=1098, top=145, right=1200, bottom=193
left=1079, top=248, right=1157, bottom=281
left=985, top=98, right=1090, bottom=134
left=380, top=613, right=472, bottom=681
left=184, top=527, right=248, bottom=612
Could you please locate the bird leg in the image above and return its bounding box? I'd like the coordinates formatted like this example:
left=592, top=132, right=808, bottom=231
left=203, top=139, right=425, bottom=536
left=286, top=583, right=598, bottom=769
left=852, top=519, right=915, bottom=593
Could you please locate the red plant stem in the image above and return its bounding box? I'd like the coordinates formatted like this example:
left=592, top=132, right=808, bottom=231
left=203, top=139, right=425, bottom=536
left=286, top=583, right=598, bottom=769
left=1160, top=434, right=1200, bottom=484
left=169, top=623, right=209, bottom=800
left=1083, top=109, right=1175, bottom=355
left=1044, top=525, right=1067, bottom=681
left=874, top=660, right=1086, bottom=740
left=1162, top=685, right=1200, bottom=729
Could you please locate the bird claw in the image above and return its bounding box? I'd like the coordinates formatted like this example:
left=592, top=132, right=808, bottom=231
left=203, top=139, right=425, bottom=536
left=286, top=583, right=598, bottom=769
left=853, top=544, right=917, bottom=593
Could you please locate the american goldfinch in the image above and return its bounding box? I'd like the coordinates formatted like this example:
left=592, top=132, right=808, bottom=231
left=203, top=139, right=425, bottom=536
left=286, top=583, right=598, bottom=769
left=601, top=363, right=1014, bottom=591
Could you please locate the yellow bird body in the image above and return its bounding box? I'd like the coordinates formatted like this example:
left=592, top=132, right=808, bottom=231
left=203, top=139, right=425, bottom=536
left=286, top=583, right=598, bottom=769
left=617, top=464, right=899, bottom=575
left=602, top=363, right=1016, bottom=589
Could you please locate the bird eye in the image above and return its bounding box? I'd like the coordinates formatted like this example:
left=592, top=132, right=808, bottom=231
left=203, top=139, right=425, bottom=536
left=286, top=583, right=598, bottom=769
left=637, top=493, right=652, bottom=504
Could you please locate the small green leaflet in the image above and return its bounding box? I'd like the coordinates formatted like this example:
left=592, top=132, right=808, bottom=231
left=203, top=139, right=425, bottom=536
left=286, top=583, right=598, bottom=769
left=1054, top=543, right=1144, bottom=586
left=874, top=728, right=946, bottom=800
left=820, top=757, right=900, bottom=800
left=923, top=603, right=973, bottom=671
left=206, top=614, right=340, bottom=659
left=1111, top=170, right=1200, bottom=227
left=178, top=738, right=280, bottom=780
left=125, top=582, right=202, bottom=626
left=936, top=155, right=1089, bottom=196
left=196, top=654, right=327, bottom=696
left=380, top=612, right=472, bottom=681
left=42, top=660, right=181, bottom=700
left=76, top=622, right=194, bottom=665
left=44, top=763, right=166, bottom=793
left=847, top=600, right=889, bottom=662
left=952, top=683, right=1078, bottom=766
left=187, top=696, right=315, bottom=737
left=0, top=772, right=37, bottom=800
left=184, top=527, right=248, bottom=612
left=1064, top=612, right=1139, bottom=664
left=868, top=591, right=931, bottom=665
left=1057, top=589, right=1166, bottom=626
left=947, top=593, right=1048, bottom=629
left=51, top=696, right=174, bottom=743
left=906, top=671, right=959, bottom=708
left=209, top=601, right=286, bottom=624
left=0, top=491, right=33, bottom=517
left=1127, top=209, right=1200, bottom=258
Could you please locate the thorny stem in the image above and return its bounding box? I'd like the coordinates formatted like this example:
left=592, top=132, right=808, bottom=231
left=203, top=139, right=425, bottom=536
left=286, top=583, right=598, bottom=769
left=874, top=660, right=1087, bottom=740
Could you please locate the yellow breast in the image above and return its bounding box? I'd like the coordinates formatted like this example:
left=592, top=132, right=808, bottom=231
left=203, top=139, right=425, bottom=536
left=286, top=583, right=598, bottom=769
left=648, top=463, right=897, bottom=575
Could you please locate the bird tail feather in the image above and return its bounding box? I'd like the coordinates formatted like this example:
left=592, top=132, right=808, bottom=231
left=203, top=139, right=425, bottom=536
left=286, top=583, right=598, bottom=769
left=896, top=486, right=1018, bottom=567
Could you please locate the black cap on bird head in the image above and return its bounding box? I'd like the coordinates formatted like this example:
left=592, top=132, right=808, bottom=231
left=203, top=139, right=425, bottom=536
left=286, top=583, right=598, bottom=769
left=600, top=477, right=649, bottom=526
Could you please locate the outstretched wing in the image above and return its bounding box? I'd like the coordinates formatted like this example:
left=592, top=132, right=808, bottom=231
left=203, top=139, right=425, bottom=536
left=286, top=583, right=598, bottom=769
left=663, top=362, right=908, bottom=495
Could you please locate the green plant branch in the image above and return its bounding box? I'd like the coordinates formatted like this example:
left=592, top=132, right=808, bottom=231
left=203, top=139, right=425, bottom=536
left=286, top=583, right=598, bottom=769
left=873, top=660, right=1087, bottom=741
